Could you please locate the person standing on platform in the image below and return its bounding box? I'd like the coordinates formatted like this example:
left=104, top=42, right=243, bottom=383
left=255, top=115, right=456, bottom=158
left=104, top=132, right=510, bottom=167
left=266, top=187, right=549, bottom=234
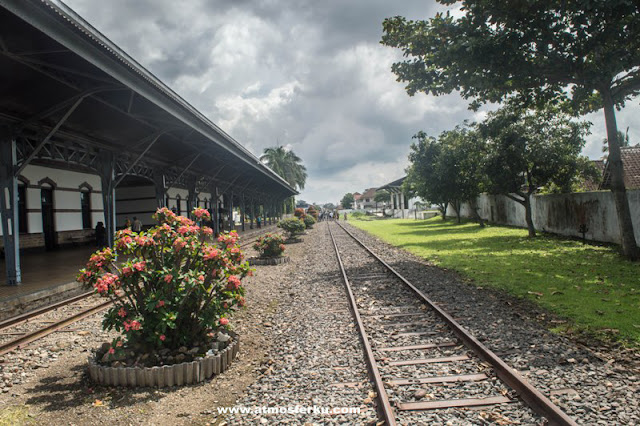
left=132, top=216, right=142, bottom=232
left=95, top=221, right=107, bottom=248
left=124, top=216, right=132, bottom=229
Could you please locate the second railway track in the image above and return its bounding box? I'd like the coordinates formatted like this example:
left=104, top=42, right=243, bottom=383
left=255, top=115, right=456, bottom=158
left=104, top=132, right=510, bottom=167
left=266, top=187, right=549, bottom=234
left=327, top=220, right=577, bottom=425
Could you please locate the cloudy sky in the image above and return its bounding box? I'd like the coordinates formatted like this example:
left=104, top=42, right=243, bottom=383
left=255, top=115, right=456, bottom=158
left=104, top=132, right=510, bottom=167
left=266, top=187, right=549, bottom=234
left=64, top=0, right=639, bottom=205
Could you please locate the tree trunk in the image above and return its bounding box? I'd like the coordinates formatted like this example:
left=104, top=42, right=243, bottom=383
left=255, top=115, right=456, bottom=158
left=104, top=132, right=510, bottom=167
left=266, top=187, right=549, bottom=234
left=440, top=203, right=447, bottom=220
left=452, top=201, right=461, bottom=223
left=469, top=198, right=485, bottom=227
left=601, top=88, right=639, bottom=260
left=524, top=195, right=536, bottom=237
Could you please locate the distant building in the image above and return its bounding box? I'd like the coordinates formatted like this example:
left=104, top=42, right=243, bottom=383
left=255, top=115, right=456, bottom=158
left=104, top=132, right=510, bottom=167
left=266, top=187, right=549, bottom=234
left=355, top=188, right=377, bottom=210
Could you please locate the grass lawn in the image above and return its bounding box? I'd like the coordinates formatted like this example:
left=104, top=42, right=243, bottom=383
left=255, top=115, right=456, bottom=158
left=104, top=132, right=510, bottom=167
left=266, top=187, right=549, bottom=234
left=349, top=217, right=640, bottom=345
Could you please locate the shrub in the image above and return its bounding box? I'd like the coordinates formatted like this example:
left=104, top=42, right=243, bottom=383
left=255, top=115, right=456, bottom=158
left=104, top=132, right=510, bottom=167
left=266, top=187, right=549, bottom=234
left=306, top=205, right=319, bottom=220
left=294, top=208, right=306, bottom=219
left=303, top=215, right=316, bottom=229
left=351, top=211, right=367, bottom=219
left=253, top=233, right=286, bottom=257
left=277, top=217, right=306, bottom=238
left=77, top=207, right=250, bottom=360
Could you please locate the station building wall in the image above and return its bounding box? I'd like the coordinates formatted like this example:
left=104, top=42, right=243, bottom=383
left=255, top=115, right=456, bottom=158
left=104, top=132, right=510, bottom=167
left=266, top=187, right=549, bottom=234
left=115, top=185, right=156, bottom=228
left=0, top=164, right=104, bottom=249
left=1, top=164, right=222, bottom=252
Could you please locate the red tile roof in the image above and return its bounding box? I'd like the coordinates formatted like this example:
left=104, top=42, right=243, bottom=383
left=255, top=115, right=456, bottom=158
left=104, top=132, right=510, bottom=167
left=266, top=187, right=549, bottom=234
left=361, top=187, right=378, bottom=199
left=601, top=146, right=640, bottom=190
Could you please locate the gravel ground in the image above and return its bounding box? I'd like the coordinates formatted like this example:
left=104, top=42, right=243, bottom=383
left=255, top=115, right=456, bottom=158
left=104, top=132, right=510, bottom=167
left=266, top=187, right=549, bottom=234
left=0, top=228, right=299, bottom=425
left=227, top=224, right=378, bottom=425
left=342, top=221, right=640, bottom=425
left=1, top=220, right=637, bottom=425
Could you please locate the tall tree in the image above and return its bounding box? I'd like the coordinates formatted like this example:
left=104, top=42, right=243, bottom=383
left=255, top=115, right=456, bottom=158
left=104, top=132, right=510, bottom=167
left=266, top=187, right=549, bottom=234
left=261, top=146, right=307, bottom=212
left=340, top=193, right=355, bottom=209
left=439, top=127, right=488, bottom=225
left=382, top=1, right=640, bottom=258
left=405, top=132, right=450, bottom=220
left=478, top=103, right=591, bottom=237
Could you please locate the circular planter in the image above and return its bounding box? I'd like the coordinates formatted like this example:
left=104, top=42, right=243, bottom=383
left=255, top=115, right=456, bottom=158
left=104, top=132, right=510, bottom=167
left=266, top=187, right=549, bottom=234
left=87, top=332, right=239, bottom=388
left=248, top=256, right=290, bottom=266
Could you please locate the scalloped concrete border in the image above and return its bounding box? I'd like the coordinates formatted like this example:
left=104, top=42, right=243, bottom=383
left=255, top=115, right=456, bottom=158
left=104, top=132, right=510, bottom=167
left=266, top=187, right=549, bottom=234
left=87, top=335, right=239, bottom=388
left=248, top=256, right=290, bottom=266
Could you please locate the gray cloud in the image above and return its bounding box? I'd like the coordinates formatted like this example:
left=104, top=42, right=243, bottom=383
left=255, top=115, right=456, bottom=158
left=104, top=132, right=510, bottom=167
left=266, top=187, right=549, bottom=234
left=65, top=0, right=639, bottom=204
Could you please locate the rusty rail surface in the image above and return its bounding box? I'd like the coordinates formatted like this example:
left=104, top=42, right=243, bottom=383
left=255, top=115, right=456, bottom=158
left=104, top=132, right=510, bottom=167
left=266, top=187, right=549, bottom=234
left=331, top=221, right=577, bottom=426
left=327, top=221, right=397, bottom=426
left=0, top=299, right=112, bottom=356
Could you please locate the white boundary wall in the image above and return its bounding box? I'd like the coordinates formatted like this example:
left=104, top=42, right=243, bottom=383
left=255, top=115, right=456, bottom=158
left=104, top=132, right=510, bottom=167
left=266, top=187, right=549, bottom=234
left=452, top=190, right=640, bottom=245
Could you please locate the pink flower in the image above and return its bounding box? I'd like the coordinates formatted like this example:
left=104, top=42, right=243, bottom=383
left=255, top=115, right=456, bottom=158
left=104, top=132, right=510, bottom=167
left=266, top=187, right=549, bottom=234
left=203, top=247, right=220, bottom=261
left=173, top=239, right=187, bottom=251
left=131, top=320, right=141, bottom=331
left=159, top=334, right=166, bottom=341
left=121, top=266, right=133, bottom=277
left=156, top=300, right=165, bottom=308
left=202, top=227, right=213, bottom=236
left=108, top=347, right=115, bottom=354
left=193, top=208, right=210, bottom=220
left=198, top=275, right=205, bottom=282
left=133, top=261, right=146, bottom=272
left=163, top=274, right=173, bottom=284
left=219, top=318, right=229, bottom=326
left=227, top=275, right=241, bottom=290
left=117, top=307, right=127, bottom=317
left=116, top=340, right=123, bottom=347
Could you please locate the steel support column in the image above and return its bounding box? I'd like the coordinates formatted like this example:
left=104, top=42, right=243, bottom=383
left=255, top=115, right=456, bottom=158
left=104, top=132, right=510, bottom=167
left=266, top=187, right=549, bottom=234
left=211, top=186, right=220, bottom=236
left=262, top=202, right=267, bottom=227
left=153, top=170, right=166, bottom=208
left=241, top=194, right=246, bottom=232
left=0, top=128, right=21, bottom=285
left=186, top=177, right=197, bottom=214
left=250, top=197, right=255, bottom=229
left=228, top=192, right=234, bottom=231
left=97, top=150, right=116, bottom=247
left=400, top=192, right=405, bottom=219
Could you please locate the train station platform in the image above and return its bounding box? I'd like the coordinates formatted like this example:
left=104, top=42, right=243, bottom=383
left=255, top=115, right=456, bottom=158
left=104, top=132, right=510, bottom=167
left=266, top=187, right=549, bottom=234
left=0, top=224, right=277, bottom=321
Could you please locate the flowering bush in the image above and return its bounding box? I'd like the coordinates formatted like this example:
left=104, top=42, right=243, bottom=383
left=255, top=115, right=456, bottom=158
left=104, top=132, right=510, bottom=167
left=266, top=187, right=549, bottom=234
left=306, top=205, right=319, bottom=220
left=303, top=214, right=316, bottom=229
left=77, top=207, right=250, bottom=359
left=253, top=233, right=286, bottom=258
left=294, top=208, right=306, bottom=219
left=277, top=217, right=306, bottom=239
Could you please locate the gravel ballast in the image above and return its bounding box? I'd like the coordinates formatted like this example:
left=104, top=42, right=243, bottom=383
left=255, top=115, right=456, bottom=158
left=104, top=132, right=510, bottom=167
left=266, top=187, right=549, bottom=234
left=0, top=220, right=637, bottom=425
left=342, top=220, right=639, bottom=425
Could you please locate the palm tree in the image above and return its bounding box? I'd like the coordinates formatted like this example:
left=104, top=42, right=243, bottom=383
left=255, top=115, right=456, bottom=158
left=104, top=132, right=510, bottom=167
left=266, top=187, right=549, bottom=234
left=602, top=127, right=630, bottom=153
left=261, top=146, right=307, bottom=213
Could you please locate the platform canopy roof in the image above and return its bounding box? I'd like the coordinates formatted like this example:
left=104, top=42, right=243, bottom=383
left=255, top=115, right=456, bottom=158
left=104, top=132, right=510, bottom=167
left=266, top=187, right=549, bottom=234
left=0, top=0, right=296, bottom=199
left=377, top=177, right=406, bottom=193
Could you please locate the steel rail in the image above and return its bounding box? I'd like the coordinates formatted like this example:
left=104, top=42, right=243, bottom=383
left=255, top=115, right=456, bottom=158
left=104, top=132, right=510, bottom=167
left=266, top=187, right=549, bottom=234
left=327, top=221, right=397, bottom=426
left=0, top=299, right=112, bottom=356
left=334, top=221, right=577, bottom=426
left=0, top=290, right=94, bottom=332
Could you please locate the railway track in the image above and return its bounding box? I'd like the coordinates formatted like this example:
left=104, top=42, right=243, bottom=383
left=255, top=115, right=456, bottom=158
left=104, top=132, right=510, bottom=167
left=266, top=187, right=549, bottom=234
left=327, top=221, right=577, bottom=425
left=0, top=225, right=277, bottom=357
